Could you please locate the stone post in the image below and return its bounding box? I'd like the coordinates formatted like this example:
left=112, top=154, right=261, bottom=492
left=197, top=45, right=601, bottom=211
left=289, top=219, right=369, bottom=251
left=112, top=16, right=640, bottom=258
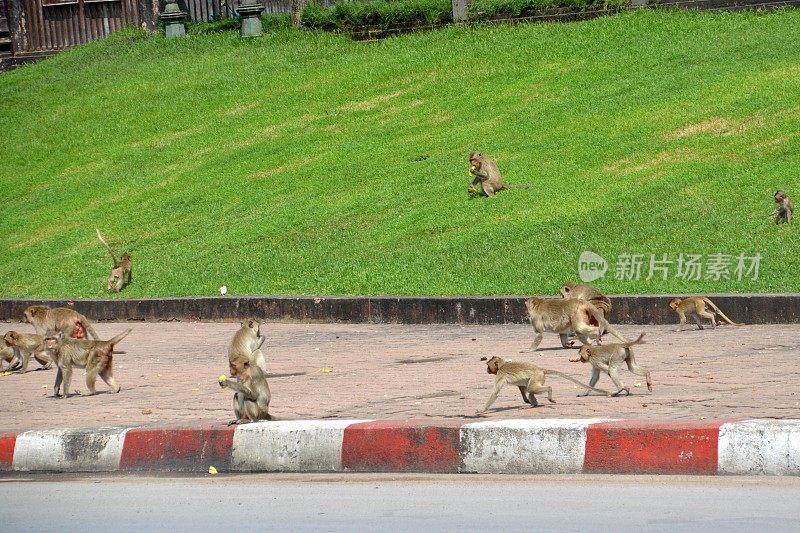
left=160, top=0, right=186, bottom=38
left=452, top=0, right=468, bottom=22
left=236, top=0, right=264, bottom=37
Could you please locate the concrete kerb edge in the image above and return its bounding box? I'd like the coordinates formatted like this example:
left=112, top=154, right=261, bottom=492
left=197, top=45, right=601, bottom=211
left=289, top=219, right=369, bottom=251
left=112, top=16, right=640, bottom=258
left=2, top=419, right=800, bottom=476
left=3, top=294, right=800, bottom=325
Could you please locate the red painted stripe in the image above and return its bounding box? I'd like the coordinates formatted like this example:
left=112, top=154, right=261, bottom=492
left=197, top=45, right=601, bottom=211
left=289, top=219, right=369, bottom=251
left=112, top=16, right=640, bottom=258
left=0, top=433, right=17, bottom=469
left=120, top=427, right=235, bottom=472
left=342, top=420, right=462, bottom=473
left=584, top=420, right=723, bottom=475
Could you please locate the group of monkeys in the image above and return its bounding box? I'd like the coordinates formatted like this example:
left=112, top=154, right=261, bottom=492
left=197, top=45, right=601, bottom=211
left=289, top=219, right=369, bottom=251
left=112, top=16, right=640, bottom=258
left=0, top=152, right=762, bottom=423
left=214, top=284, right=743, bottom=422
left=467, top=152, right=795, bottom=225
left=0, top=286, right=742, bottom=424
left=1, top=305, right=129, bottom=397
left=477, top=284, right=742, bottom=415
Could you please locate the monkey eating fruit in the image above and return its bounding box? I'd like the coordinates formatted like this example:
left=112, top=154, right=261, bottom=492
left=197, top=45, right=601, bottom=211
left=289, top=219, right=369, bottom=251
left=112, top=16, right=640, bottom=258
left=468, top=151, right=506, bottom=197
left=219, top=360, right=272, bottom=425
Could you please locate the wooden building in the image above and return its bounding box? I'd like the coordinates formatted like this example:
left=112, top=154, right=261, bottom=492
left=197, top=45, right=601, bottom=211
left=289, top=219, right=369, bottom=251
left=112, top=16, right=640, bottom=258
left=0, top=0, right=294, bottom=69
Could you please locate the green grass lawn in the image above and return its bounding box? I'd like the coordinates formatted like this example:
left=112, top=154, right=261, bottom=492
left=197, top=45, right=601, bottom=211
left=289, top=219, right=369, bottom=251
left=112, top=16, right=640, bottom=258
left=1, top=9, right=799, bottom=298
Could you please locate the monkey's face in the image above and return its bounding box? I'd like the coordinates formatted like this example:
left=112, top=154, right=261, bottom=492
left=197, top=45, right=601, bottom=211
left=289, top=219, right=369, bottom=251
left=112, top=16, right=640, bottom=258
left=469, top=156, right=481, bottom=169
left=44, top=333, right=62, bottom=350
left=559, top=285, right=572, bottom=298
left=24, top=306, right=46, bottom=323
left=2, top=332, right=14, bottom=345
left=483, top=356, right=503, bottom=374
left=668, top=298, right=681, bottom=310
left=577, top=346, right=591, bottom=362
left=775, top=191, right=786, bottom=202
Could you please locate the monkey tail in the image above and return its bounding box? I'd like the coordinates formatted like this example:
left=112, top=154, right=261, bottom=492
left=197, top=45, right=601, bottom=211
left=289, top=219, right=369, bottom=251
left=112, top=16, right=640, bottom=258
left=701, top=298, right=744, bottom=326
left=107, top=328, right=132, bottom=346
left=545, top=370, right=609, bottom=395
left=622, top=332, right=646, bottom=348
left=588, top=303, right=628, bottom=344
left=96, top=228, right=119, bottom=265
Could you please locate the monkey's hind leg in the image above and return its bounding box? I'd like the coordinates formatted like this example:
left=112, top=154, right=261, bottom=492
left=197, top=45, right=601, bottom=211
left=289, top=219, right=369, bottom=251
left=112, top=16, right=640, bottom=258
left=518, top=386, right=534, bottom=405
left=559, top=333, right=575, bottom=349
left=34, top=350, right=52, bottom=370
left=579, top=367, right=602, bottom=397
left=228, top=392, right=247, bottom=425
left=608, top=367, right=630, bottom=397
left=529, top=332, right=544, bottom=351
left=99, top=369, right=122, bottom=393
left=527, top=379, right=555, bottom=405
left=626, top=353, right=652, bottom=392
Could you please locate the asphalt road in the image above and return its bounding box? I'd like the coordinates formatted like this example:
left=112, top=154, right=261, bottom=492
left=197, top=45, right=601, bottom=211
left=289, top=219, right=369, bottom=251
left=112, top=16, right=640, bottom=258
left=1, top=474, right=798, bottom=532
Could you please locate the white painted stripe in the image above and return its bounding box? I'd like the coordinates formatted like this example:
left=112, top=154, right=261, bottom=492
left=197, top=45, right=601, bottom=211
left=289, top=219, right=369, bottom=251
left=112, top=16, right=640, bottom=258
left=460, top=419, right=611, bottom=474
left=13, top=427, right=130, bottom=472
left=231, top=420, right=371, bottom=472
left=718, top=419, right=800, bottom=475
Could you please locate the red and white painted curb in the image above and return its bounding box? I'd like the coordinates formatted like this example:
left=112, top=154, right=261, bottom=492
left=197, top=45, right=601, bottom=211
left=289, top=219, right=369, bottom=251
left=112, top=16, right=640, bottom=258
left=1, top=419, right=798, bottom=475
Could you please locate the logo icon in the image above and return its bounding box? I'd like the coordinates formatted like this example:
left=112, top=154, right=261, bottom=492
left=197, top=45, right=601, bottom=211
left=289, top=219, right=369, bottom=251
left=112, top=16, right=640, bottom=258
left=578, top=251, right=608, bottom=282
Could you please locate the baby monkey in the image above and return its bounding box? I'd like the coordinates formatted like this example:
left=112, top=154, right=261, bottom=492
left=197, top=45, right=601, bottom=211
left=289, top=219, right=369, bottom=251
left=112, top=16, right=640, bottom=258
left=771, top=190, right=793, bottom=224
left=570, top=332, right=652, bottom=397
left=478, top=356, right=608, bottom=415
left=2, top=331, right=52, bottom=373
left=218, top=359, right=271, bottom=425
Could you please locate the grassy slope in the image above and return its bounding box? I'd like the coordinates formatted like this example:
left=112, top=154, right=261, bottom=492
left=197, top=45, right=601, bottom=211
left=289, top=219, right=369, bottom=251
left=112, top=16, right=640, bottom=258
left=1, top=9, right=799, bottom=298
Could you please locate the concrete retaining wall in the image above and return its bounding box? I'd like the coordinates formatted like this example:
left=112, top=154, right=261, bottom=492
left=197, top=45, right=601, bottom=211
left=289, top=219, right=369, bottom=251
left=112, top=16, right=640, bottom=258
left=2, top=294, right=800, bottom=324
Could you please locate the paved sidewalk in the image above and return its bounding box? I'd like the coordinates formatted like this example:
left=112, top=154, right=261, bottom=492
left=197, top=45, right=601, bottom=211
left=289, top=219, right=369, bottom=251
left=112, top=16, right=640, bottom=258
left=2, top=321, right=799, bottom=432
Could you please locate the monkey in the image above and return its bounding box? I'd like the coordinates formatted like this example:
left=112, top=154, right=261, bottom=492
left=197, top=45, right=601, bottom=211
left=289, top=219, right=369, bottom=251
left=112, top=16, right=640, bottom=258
left=2, top=331, right=52, bottom=373
left=24, top=304, right=99, bottom=340
left=570, top=332, right=652, bottom=397
left=771, top=190, right=793, bottom=224
left=559, top=283, right=611, bottom=319
left=559, top=282, right=612, bottom=343
left=477, top=356, right=608, bottom=414
left=468, top=151, right=506, bottom=197
left=0, top=336, right=22, bottom=371
left=668, top=297, right=743, bottom=331
left=227, top=318, right=267, bottom=376
left=97, top=228, right=132, bottom=292
left=218, top=360, right=271, bottom=425
left=42, top=329, right=131, bottom=397
left=525, top=297, right=628, bottom=351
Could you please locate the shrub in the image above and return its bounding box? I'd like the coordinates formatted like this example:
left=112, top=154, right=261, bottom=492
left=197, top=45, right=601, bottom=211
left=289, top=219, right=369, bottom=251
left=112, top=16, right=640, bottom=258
left=302, top=0, right=453, bottom=31
left=467, top=0, right=628, bottom=20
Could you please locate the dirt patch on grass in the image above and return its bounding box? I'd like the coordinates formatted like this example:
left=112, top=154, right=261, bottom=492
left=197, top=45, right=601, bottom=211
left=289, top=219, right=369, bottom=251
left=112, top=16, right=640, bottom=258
left=604, top=147, right=708, bottom=175
left=222, top=102, right=259, bottom=117
left=249, top=154, right=322, bottom=180
left=340, top=90, right=407, bottom=113
left=663, top=116, right=765, bottom=141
